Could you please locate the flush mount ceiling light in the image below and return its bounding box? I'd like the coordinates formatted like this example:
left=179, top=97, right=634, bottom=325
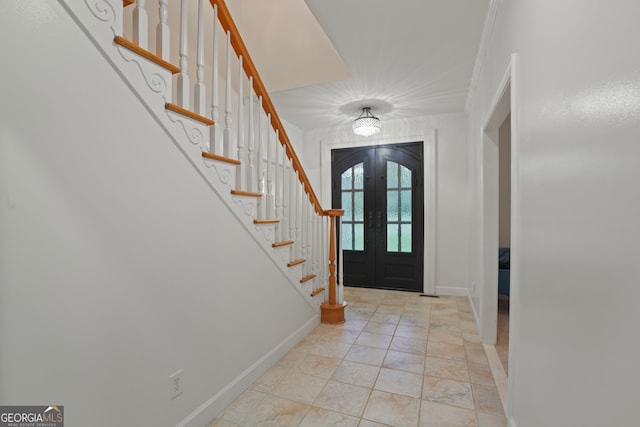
left=352, top=107, right=381, bottom=137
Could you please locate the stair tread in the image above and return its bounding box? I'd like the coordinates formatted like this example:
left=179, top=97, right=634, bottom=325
left=272, top=240, right=294, bottom=248
left=310, top=287, right=325, bottom=297
left=287, top=259, right=305, bottom=267
left=231, top=189, right=262, bottom=198
left=113, top=36, right=179, bottom=74
left=166, top=103, right=215, bottom=125
left=300, top=274, right=316, bottom=283
left=202, top=151, right=240, bottom=165
left=254, top=219, right=279, bottom=225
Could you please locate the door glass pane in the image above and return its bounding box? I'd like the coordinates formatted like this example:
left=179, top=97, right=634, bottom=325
left=400, top=165, right=412, bottom=188
left=342, top=224, right=353, bottom=250
left=386, top=161, right=413, bottom=253
left=354, top=224, right=364, bottom=251
left=341, top=163, right=364, bottom=252
left=354, top=191, right=364, bottom=221
left=341, top=167, right=352, bottom=189
left=387, top=224, right=398, bottom=252
left=401, top=190, right=412, bottom=221
left=342, top=192, right=353, bottom=221
left=387, top=161, right=398, bottom=188
left=387, top=190, right=398, bottom=222
left=401, top=224, right=412, bottom=252
left=354, top=163, right=364, bottom=189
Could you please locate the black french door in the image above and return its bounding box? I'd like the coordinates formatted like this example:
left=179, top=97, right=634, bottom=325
left=331, top=142, right=424, bottom=292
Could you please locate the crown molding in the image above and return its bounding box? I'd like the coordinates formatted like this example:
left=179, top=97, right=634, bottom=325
left=465, top=0, right=503, bottom=113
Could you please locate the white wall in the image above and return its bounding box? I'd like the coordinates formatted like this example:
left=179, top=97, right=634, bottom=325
left=466, top=0, right=640, bottom=425
left=0, top=2, right=317, bottom=426
left=301, top=113, right=470, bottom=294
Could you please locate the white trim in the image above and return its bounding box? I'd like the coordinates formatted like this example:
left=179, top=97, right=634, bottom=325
left=482, top=63, right=512, bottom=131
left=424, top=130, right=438, bottom=295
left=177, top=315, right=320, bottom=427
left=478, top=60, right=512, bottom=345
left=507, top=52, right=520, bottom=424
left=435, top=286, right=467, bottom=297
left=484, top=343, right=509, bottom=418
left=320, top=132, right=437, bottom=295
left=467, top=287, right=481, bottom=333
left=465, top=0, right=503, bottom=113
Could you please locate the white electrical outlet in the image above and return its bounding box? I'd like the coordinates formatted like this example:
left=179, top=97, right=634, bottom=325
left=169, top=370, right=184, bottom=400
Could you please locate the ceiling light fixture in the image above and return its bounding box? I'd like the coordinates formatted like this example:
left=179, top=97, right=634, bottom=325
left=352, top=107, right=381, bottom=137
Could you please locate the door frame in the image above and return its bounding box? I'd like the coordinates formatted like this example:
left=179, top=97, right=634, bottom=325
left=321, top=131, right=437, bottom=295
left=479, top=53, right=520, bottom=419
left=331, top=142, right=425, bottom=292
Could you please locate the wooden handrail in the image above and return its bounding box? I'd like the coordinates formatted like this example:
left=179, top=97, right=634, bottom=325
left=210, top=0, right=324, bottom=215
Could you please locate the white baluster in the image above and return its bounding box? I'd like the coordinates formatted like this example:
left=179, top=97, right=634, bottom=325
left=281, top=144, right=289, bottom=241
left=223, top=31, right=232, bottom=157
left=274, top=132, right=282, bottom=242
left=337, top=215, right=344, bottom=304
left=323, top=215, right=329, bottom=298
left=295, top=173, right=302, bottom=260
left=265, top=115, right=274, bottom=219
left=256, top=98, right=265, bottom=219
left=313, top=212, right=322, bottom=288
left=133, top=0, right=148, bottom=49
left=209, top=4, right=219, bottom=153
left=317, top=214, right=323, bottom=296
left=247, top=78, right=255, bottom=193
left=176, top=0, right=189, bottom=108
left=301, top=193, right=308, bottom=274
left=304, top=194, right=313, bottom=275
left=236, top=57, right=246, bottom=189
left=194, top=0, right=206, bottom=115
left=156, top=0, right=169, bottom=59
left=312, top=212, right=318, bottom=292
left=289, top=170, right=297, bottom=253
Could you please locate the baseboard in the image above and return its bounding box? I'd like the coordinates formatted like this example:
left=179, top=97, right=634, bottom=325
left=467, top=287, right=481, bottom=332
left=176, top=314, right=320, bottom=427
left=435, top=285, right=468, bottom=296
left=483, top=343, right=508, bottom=419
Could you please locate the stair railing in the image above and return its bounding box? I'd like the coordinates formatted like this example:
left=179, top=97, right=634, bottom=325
left=122, top=0, right=345, bottom=322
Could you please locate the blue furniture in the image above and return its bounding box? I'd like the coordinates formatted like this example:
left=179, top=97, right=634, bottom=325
left=498, top=248, right=510, bottom=296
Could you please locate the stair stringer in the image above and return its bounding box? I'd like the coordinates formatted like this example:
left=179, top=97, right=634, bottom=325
left=58, top=0, right=324, bottom=310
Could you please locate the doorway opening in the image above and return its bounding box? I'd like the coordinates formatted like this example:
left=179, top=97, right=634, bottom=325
left=496, top=113, right=511, bottom=373
left=331, top=142, right=424, bottom=292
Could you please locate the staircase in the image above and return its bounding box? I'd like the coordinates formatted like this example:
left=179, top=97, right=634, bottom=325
left=59, top=0, right=346, bottom=316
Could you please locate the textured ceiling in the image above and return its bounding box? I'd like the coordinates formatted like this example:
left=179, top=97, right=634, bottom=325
left=232, top=0, right=490, bottom=131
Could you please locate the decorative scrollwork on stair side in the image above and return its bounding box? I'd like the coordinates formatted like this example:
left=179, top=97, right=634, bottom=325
left=115, top=47, right=168, bottom=96
left=165, top=114, right=206, bottom=149
left=254, top=224, right=275, bottom=245
left=273, top=244, right=292, bottom=265
left=84, top=0, right=115, bottom=25
left=201, top=157, right=234, bottom=187
left=231, top=196, right=257, bottom=218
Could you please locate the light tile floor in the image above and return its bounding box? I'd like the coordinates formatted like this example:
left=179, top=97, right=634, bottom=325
left=208, top=287, right=507, bottom=427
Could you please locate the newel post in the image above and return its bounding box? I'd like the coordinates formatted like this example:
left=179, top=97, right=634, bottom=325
left=321, top=209, right=347, bottom=324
